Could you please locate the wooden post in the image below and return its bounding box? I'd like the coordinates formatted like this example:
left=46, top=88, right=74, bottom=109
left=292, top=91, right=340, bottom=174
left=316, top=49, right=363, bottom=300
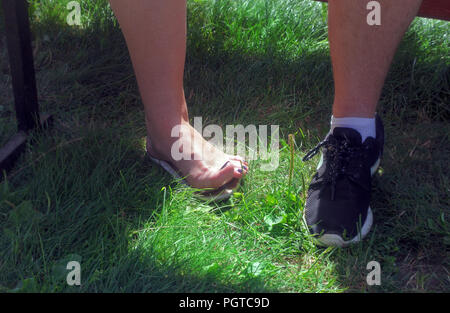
left=2, top=0, right=40, bottom=131
left=0, top=0, right=52, bottom=174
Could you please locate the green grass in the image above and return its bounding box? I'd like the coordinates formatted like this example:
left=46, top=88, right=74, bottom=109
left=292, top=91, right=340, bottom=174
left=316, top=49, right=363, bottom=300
left=0, top=0, right=449, bottom=292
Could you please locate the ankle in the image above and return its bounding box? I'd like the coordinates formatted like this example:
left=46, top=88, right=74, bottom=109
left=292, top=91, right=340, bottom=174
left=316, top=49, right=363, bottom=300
left=332, top=100, right=376, bottom=119
left=146, top=120, right=193, bottom=159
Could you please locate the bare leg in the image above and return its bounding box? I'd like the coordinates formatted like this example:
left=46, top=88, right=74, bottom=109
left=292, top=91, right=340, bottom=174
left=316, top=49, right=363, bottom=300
left=302, top=1, right=424, bottom=247
left=109, top=0, right=247, bottom=189
left=328, top=0, right=422, bottom=118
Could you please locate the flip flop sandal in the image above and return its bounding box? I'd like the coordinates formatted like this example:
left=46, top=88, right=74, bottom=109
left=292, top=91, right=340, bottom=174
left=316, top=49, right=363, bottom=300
left=147, top=152, right=242, bottom=201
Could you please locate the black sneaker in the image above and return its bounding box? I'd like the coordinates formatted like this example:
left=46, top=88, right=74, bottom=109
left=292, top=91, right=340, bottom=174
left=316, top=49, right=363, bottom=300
left=302, top=115, right=384, bottom=247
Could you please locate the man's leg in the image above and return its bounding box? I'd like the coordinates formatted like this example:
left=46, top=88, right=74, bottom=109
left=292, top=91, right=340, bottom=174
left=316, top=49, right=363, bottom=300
left=109, top=0, right=247, bottom=190
left=303, top=0, right=422, bottom=247
left=329, top=0, right=422, bottom=119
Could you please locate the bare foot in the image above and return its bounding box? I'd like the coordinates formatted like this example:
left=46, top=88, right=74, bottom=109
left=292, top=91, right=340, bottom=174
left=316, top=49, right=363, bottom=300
left=147, top=121, right=248, bottom=189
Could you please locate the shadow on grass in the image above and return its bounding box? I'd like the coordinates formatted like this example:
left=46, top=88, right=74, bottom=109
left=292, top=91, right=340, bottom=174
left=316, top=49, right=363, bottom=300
left=1, top=13, right=448, bottom=292
left=0, top=125, right=273, bottom=292
left=326, top=120, right=449, bottom=292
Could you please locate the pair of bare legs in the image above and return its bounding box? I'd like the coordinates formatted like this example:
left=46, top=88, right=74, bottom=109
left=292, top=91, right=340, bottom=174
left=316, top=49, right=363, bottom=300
left=109, top=0, right=422, bottom=190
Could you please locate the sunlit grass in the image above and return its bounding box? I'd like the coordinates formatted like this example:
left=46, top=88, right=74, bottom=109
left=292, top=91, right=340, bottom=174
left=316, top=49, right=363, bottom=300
left=0, top=0, right=448, bottom=292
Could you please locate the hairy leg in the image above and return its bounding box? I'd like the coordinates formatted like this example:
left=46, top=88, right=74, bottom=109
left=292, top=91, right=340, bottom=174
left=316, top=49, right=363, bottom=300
left=328, top=0, right=422, bottom=118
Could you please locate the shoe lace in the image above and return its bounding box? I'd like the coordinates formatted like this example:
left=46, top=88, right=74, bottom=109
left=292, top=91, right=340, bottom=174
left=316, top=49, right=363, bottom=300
left=303, top=135, right=370, bottom=200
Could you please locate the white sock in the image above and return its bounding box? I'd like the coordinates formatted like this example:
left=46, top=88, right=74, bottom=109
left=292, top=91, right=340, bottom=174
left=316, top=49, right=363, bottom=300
left=330, top=116, right=376, bottom=142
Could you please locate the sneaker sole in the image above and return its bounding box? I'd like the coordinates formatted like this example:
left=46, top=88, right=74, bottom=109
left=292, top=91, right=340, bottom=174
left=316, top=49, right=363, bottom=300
left=310, top=156, right=380, bottom=248
left=315, top=206, right=373, bottom=248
